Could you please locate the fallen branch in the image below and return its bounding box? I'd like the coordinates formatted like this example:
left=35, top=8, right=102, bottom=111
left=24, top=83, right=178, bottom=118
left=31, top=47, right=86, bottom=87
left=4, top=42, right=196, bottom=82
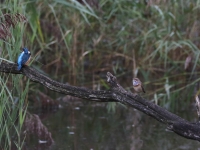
left=1, top=61, right=200, bottom=142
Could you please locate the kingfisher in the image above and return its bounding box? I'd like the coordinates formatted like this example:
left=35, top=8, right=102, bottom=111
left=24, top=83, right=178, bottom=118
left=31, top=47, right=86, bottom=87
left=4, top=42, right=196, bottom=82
left=17, top=47, right=31, bottom=70
left=133, top=78, right=145, bottom=93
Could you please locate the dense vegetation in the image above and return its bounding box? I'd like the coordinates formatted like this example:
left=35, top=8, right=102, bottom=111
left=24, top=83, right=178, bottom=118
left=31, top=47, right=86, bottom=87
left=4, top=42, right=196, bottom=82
left=1, top=0, right=200, bottom=149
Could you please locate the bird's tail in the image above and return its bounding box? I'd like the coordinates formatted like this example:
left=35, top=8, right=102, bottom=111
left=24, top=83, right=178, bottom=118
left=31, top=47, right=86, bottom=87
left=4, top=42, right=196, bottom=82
left=17, top=65, right=22, bottom=70
left=142, top=86, right=146, bottom=93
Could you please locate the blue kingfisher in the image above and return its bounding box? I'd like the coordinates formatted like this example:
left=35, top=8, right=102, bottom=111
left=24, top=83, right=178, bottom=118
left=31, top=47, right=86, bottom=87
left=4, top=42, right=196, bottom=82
left=17, top=47, right=31, bottom=70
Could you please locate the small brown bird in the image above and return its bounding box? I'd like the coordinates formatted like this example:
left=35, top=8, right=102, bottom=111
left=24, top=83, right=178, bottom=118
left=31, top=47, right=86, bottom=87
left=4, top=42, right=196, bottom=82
left=133, top=78, right=145, bottom=93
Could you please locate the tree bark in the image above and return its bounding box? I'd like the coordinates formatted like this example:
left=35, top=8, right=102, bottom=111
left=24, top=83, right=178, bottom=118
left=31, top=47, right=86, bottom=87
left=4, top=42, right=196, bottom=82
left=1, top=61, right=200, bottom=142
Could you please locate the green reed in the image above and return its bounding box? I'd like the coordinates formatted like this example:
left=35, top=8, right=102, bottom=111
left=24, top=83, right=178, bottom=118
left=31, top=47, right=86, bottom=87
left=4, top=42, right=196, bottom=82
left=1, top=3, right=200, bottom=148
left=20, top=0, right=200, bottom=112
left=0, top=1, right=29, bottom=149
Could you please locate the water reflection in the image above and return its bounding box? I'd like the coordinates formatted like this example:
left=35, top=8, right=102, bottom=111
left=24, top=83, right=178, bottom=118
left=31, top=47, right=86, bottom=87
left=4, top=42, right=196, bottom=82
left=26, top=101, right=200, bottom=150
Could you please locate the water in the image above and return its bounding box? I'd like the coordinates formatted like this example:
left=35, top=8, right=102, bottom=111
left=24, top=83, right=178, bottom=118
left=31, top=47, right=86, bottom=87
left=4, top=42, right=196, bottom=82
left=25, top=101, right=200, bottom=150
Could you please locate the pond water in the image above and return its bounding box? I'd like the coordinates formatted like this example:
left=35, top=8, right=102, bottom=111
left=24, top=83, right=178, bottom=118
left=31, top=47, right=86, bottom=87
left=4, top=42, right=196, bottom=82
left=25, top=101, right=200, bottom=150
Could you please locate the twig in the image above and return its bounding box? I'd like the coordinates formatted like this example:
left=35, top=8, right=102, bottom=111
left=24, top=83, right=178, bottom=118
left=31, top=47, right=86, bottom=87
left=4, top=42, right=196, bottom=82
left=195, top=95, right=200, bottom=121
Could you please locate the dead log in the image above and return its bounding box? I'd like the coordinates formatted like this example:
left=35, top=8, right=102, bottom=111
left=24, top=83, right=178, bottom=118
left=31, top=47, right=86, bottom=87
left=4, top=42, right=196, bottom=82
left=1, top=61, right=200, bottom=141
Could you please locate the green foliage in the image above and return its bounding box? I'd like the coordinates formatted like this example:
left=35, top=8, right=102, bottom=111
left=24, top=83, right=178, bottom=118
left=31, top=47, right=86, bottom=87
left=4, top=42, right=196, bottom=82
left=11, top=0, right=200, bottom=110
left=0, top=1, right=29, bottom=150
left=1, top=0, right=200, bottom=148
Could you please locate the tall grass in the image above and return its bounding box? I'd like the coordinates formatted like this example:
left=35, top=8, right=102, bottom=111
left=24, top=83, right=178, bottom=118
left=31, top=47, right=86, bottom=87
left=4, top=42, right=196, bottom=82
left=0, top=1, right=29, bottom=149
left=0, top=0, right=199, bottom=148
left=1, top=1, right=200, bottom=148
left=24, top=0, right=200, bottom=111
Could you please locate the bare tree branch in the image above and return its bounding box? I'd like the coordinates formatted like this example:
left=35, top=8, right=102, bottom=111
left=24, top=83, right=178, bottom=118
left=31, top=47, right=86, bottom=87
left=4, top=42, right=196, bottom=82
left=1, top=61, right=200, bottom=142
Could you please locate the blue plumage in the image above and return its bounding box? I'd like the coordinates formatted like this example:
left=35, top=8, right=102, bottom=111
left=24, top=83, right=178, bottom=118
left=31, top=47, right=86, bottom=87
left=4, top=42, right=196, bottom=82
left=17, top=47, right=31, bottom=70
